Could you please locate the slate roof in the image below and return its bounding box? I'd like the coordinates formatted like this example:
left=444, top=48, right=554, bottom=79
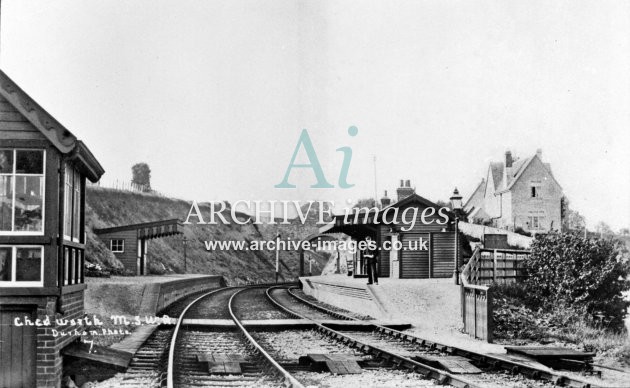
left=464, top=178, right=485, bottom=212
left=489, top=162, right=504, bottom=190
left=465, top=150, right=562, bottom=219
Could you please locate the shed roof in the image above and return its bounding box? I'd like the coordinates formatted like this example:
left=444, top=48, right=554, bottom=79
left=319, top=193, right=452, bottom=237
left=0, top=69, right=105, bottom=182
left=94, top=219, right=184, bottom=240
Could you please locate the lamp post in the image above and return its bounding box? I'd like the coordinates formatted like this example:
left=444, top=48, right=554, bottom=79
left=182, top=236, right=188, bottom=273
left=450, top=188, right=463, bottom=284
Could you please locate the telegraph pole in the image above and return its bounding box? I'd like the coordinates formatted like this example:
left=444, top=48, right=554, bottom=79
left=275, top=233, right=280, bottom=283
left=182, top=236, right=188, bottom=273
left=373, top=155, right=378, bottom=205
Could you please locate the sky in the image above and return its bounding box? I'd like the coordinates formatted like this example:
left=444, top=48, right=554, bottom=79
left=1, top=0, right=629, bottom=230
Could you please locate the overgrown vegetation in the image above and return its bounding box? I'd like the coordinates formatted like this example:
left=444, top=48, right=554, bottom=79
left=493, top=232, right=630, bottom=367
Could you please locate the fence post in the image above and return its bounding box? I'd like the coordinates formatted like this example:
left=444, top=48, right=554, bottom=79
left=492, top=249, right=498, bottom=283
left=460, top=283, right=465, bottom=326
left=487, top=287, right=494, bottom=343
left=473, top=288, right=478, bottom=338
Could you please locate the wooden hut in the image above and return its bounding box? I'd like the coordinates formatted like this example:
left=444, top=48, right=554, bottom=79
left=0, top=70, right=104, bottom=387
left=94, top=219, right=183, bottom=275
left=319, top=189, right=460, bottom=279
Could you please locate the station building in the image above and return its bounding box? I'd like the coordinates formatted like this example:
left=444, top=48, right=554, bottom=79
left=318, top=180, right=464, bottom=279
left=0, top=70, right=104, bottom=387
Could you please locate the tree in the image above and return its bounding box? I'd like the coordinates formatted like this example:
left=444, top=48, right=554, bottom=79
left=561, top=196, right=586, bottom=233
left=619, top=228, right=630, bottom=236
left=131, top=163, right=151, bottom=192
left=435, top=200, right=450, bottom=209
left=595, top=221, right=614, bottom=238
left=524, top=233, right=630, bottom=329
left=353, top=198, right=378, bottom=209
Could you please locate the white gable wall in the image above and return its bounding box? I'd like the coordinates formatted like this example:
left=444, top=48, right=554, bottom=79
left=509, top=156, right=562, bottom=232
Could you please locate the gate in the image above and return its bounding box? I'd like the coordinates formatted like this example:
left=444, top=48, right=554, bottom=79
left=0, top=305, right=37, bottom=388
left=460, top=247, right=530, bottom=342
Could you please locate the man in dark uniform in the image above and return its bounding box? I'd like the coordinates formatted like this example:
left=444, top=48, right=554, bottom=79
left=363, top=236, right=378, bottom=285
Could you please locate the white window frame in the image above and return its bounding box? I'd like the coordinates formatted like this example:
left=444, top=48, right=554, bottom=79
left=531, top=184, right=542, bottom=198
left=110, top=239, right=125, bottom=253
left=72, top=169, right=81, bottom=243
left=63, top=164, right=83, bottom=242
left=63, top=165, right=73, bottom=241
left=0, top=149, right=46, bottom=236
left=0, top=245, right=44, bottom=287
left=528, top=216, right=545, bottom=230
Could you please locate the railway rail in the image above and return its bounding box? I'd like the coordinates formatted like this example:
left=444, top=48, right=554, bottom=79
left=279, top=286, right=622, bottom=388
left=167, top=284, right=301, bottom=388
left=110, top=282, right=625, bottom=388
left=167, top=286, right=448, bottom=387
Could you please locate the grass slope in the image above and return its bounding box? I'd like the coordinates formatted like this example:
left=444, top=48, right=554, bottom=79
left=85, top=187, right=321, bottom=282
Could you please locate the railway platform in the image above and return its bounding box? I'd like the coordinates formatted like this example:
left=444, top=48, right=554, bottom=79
left=300, top=274, right=505, bottom=354
left=86, top=274, right=225, bottom=316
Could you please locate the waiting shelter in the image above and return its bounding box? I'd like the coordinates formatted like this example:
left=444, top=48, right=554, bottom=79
left=318, top=183, right=461, bottom=279
left=94, top=219, right=183, bottom=275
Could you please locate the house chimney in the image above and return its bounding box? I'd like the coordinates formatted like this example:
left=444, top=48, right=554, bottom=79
left=381, top=190, right=391, bottom=207
left=536, top=148, right=542, bottom=161
left=396, top=179, right=415, bottom=202
left=505, top=151, right=513, bottom=168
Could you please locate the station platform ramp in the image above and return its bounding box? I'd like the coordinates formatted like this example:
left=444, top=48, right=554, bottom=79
left=300, top=274, right=505, bottom=354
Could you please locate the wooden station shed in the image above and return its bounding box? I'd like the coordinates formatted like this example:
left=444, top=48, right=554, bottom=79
left=319, top=190, right=461, bottom=279
left=94, top=219, right=183, bottom=275
left=0, top=70, right=105, bottom=388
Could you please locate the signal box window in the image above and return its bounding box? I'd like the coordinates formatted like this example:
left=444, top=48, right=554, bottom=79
left=0, top=149, right=45, bottom=233
left=0, top=246, right=43, bottom=286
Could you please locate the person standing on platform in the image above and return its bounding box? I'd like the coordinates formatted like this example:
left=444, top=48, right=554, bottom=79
left=364, top=236, right=378, bottom=285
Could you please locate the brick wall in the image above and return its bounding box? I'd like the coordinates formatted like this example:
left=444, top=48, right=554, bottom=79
left=156, top=276, right=225, bottom=314
left=35, top=289, right=85, bottom=388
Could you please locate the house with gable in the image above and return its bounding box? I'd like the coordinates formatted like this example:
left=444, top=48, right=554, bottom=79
left=464, top=149, right=563, bottom=233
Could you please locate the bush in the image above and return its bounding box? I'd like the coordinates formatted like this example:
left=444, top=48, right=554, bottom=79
left=523, top=233, right=630, bottom=329
left=493, top=283, right=583, bottom=340
left=148, top=261, right=168, bottom=275
left=85, top=262, right=110, bottom=278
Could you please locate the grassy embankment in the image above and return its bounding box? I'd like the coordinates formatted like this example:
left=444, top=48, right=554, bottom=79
left=85, top=186, right=327, bottom=283
left=493, top=283, right=630, bottom=369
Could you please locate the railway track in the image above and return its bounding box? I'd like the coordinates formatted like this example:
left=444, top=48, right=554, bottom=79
left=167, top=286, right=300, bottom=388
left=231, top=287, right=444, bottom=387
left=107, top=282, right=625, bottom=388
left=167, top=286, right=447, bottom=387
left=276, top=286, right=624, bottom=388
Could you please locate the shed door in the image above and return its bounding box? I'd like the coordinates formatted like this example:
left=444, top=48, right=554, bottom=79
left=0, top=305, right=37, bottom=388
left=400, top=233, right=430, bottom=278
left=431, top=232, right=456, bottom=278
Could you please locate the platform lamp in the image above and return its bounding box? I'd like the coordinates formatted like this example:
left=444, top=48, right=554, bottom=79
left=450, top=188, right=463, bottom=284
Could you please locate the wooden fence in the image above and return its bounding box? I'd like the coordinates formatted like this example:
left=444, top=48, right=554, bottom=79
left=460, top=247, right=530, bottom=342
